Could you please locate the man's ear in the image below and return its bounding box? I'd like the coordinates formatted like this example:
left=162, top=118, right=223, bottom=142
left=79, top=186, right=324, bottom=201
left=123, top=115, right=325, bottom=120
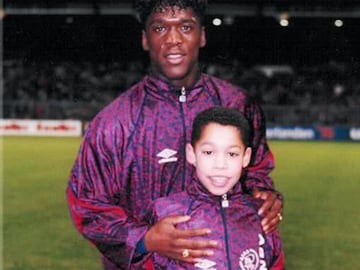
left=200, top=26, right=206, bottom=48
left=242, top=147, right=252, bottom=168
left=186, top=143, right=196, bottom=166
left=142, top=30, right=149, bottom=51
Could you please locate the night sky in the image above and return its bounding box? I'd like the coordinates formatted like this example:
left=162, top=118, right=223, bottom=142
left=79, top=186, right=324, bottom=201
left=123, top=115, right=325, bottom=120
left=4, top=14, right=360, bottom=66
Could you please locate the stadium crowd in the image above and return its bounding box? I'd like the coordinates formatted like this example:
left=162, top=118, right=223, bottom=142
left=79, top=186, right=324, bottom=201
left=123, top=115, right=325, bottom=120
left=3, top=58, right=360, bottom=125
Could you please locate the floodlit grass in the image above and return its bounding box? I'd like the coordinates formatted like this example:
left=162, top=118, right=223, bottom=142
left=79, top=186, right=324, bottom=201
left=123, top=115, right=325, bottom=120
left=3, top=136, right=101, bottom=270
left=269, top=141, right=360, bottom=270
left=3, top=137, right=360, bottom=269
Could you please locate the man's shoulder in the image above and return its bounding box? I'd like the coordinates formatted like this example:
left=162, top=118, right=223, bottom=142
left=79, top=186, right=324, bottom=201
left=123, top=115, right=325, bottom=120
left=201, top=73, right=252, bottom=107
left=97, top=78, right=147, bottom=115
left=202, top=73, right=250, bottom=99
left=202, top=73, right=245, bottom=91
left=85, top=77, right=147, bottom=131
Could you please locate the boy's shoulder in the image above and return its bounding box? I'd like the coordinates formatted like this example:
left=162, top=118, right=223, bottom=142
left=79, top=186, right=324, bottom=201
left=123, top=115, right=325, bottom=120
left=154, top=191, right=190, bottom=218
left=235, top=193, right=264, bottom=213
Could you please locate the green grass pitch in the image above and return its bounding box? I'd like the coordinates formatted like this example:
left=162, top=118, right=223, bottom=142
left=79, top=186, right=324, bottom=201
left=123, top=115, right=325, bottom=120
left=2, top=136, right=360, bottom=269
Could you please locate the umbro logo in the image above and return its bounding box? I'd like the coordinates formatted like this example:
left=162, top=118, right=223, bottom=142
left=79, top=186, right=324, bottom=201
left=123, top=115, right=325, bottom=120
left=194, top=258, right=216, bottom=269
left=157, top=148, right=178, bottom=164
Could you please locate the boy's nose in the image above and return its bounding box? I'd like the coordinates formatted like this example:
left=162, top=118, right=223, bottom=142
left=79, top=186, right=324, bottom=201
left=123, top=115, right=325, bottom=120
left=215, top=155, right=227, bottom=169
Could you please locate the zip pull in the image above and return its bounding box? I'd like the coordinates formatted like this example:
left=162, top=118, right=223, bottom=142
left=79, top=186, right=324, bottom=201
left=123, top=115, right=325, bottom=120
left=179, top=86, right=186, bottom=103
left=221, top=194, right=229, bottom=208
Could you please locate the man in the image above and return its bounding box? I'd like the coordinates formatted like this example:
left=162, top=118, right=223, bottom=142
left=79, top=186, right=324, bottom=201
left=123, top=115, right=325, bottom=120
left=66, top=1, right=283, bottom=269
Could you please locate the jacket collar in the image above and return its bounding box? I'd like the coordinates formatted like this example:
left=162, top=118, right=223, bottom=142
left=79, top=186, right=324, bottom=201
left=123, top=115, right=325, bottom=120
left=144, top=73, right=205, bottom=102
left=187, top=173, right=244, bottom=206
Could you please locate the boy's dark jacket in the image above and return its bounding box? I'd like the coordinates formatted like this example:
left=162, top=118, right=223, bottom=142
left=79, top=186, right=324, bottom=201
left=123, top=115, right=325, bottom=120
left=149, top=174, right=284, bottom=270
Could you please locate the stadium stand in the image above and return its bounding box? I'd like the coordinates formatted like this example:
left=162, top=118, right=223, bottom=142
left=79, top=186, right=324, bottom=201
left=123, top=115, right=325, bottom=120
left=3, top=1, right=360, bottom=126
left=3, top=58, right=360, bottom=125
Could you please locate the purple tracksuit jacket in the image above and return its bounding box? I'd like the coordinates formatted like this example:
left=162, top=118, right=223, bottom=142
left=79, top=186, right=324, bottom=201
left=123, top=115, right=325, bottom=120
left=67, top=73, right=277, bottom=269
left=150, top=175, right=283, bottom=270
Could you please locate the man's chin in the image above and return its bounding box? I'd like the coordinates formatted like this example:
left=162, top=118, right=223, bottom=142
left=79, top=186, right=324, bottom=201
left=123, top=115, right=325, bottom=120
left=152, top=70, right=185, bottom=82
left=163, top=71, right=188, bottom=82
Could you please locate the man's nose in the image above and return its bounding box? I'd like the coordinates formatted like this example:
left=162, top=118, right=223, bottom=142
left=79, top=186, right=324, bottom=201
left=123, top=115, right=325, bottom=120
left=166, top=27, right=182, bottom=45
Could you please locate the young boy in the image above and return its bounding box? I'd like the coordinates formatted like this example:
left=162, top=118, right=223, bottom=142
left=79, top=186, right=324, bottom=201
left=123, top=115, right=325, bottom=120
left=150, top=106, right=284, bottom=269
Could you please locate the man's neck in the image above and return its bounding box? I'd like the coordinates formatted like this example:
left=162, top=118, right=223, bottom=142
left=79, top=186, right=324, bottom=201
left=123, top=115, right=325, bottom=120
left=150, top=69, right=202, bottom=89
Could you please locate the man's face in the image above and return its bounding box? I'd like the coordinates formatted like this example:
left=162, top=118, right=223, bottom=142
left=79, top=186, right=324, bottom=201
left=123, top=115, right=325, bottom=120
left=142, top=6, right=206, bottom=87
left=186, top=123, right=252, bottom=196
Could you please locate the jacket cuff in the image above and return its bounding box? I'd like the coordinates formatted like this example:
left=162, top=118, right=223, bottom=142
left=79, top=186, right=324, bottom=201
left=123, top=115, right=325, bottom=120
left=135, top=236, right=148, bottom=254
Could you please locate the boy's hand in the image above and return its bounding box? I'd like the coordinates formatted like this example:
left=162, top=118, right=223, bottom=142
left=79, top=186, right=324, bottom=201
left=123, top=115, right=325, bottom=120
left=145, top=215, right=219, bottom=263
left=253, top=188, right=283, bottom=234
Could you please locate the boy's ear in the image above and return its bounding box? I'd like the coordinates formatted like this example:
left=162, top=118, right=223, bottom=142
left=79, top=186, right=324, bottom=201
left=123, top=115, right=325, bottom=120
left=242, top=147, right=252, bottom=168
left=186, top=143, right=196, bottom=166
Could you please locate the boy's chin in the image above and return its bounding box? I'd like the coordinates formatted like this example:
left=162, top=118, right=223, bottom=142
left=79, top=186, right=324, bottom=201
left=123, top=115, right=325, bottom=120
left=209, top=188, right=228, bottom=197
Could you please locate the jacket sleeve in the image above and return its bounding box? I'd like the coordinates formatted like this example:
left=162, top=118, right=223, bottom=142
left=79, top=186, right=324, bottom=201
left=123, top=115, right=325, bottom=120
left=268, top=230, right=285, bottom=270
left=270, top=251, right=285, bottom=270
left=66, top=119, right=149, bottom=269
left=242, top=96, right=278, bottom=193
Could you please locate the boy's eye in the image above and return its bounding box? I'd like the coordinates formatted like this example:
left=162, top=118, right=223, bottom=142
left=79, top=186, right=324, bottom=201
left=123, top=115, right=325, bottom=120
left=229, top=152, right=240, bottom=157
left=202, top=151, right=213, bottom=155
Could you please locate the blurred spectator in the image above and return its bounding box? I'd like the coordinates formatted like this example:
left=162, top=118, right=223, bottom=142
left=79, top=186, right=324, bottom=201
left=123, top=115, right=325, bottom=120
left=3, top=58, right=360, bottom=125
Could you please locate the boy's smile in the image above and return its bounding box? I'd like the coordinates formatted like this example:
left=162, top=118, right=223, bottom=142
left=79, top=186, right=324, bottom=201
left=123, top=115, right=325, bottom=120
left=187, top=123, right=252, bottom=196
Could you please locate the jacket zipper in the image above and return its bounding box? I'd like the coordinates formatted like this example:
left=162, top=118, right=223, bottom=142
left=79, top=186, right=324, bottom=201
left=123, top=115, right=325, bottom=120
left=220, top=195, right=232, bottom=270
left=179, top=87, right=187, bottom=190
left=179, top=86, right=186, bottom=103
left=221, top=194, right=229, bottom=208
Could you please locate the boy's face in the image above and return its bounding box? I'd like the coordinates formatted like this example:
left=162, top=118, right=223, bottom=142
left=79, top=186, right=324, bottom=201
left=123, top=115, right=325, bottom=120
left=142, top=6, right=206, bottom=87
left=186, top=123, right=251, bottom=196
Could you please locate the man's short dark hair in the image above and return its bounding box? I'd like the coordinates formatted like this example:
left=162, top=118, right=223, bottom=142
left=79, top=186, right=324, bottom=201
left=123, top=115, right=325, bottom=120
left=133, top=0, right=207, bottom=28
left=191, top=106, right=251, bottom=147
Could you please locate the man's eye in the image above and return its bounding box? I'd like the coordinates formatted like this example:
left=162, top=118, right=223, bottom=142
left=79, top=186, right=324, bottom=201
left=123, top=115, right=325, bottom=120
left=181, top=25, right=191, bottom=32
left=154, top=26, right=165, bottom=32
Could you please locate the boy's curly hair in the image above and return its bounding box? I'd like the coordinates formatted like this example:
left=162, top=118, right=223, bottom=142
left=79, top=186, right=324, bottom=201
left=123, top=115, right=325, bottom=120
left=133, top=0, right=207, bottom=27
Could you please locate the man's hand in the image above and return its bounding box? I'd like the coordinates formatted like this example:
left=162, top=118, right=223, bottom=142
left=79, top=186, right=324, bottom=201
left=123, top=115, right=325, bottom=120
left=253, top=188, right=283, bottom=234
left=144, top=215, right=219, bottom=263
